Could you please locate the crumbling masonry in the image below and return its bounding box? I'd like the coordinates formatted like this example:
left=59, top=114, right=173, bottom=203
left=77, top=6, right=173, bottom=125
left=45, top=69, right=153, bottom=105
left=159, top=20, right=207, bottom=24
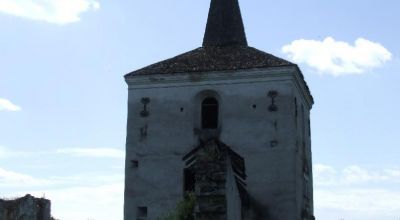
left=0, top=194, right=51, bottom=220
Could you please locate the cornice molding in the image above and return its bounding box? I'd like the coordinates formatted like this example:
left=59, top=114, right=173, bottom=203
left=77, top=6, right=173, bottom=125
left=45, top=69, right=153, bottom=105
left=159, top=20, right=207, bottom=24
left=125, top=66, right=313, bottom=108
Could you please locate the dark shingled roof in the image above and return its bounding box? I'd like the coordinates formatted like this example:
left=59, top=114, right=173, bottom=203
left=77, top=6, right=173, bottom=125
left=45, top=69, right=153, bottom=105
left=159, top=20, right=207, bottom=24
left=126, top=46, right=294, bottom=76
left=125, top=0, right=294, bottom=77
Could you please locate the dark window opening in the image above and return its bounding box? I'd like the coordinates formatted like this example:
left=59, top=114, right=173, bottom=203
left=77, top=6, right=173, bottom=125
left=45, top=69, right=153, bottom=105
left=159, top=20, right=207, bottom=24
left=268, top=90, right=278, bottom=112
left=131, top=160, right=139, bottom=168
left=140, top=97, right=150, bottom=118
left=184, top=168, right=196, bottom=192
left=252, top=104, right=257, bottom=109
left=201, top=97, right=219, bottom=129
left=180, top=107, right=184, bottom=112
left=137, top=207, right=147, bottom=219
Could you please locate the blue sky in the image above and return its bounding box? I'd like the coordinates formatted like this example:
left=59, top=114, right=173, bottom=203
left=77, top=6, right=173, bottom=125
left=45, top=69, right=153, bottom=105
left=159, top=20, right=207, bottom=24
left=0, top=0, right=399, bottom=219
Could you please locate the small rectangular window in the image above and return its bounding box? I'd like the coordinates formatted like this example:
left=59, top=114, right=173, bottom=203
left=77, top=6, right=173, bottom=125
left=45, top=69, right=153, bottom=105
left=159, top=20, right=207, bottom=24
left=131, top=160, right=139, bottom=168
left=137, top=206, right=147, bottom=219
left=184, top=168, right=196, bottom=192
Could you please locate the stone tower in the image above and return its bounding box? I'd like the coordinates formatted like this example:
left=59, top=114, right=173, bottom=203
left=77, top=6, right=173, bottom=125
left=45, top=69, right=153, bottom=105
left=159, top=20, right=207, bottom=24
left=123, top=0, right=314, bottom=220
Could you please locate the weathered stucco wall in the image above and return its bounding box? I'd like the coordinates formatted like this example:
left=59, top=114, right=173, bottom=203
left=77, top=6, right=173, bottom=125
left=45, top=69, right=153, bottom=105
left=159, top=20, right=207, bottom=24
left=124, top=66, right=313, bottom=220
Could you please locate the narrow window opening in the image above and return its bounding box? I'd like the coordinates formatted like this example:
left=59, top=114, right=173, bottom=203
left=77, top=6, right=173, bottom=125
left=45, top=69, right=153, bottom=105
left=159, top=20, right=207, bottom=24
left=180, top=107, right=184, bottom=112
left=137, top=207, right=147, bottom=219
left=140, top=97, right=150, bottom=117
left=268, top=90, right=278, bottom=112
left=184, top=168, right=196, bottom=192
left=252, top=104, right=257, bottom=109
left=201, top=97, right=219, bottom=129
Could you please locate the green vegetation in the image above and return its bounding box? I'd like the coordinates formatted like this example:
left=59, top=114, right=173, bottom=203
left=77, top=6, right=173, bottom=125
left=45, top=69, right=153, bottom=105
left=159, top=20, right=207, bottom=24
left=160, top=193, right=196, bottom=220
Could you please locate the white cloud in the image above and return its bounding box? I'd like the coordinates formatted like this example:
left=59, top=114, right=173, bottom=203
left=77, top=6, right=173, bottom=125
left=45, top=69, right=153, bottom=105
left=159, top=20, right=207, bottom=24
left=0, top=165, right=123, bottom=189
left=3, top=174, right=123, bottom=220
left=0, top=146, right=51, bottom=159
left=314, top=164, right=400, bottom=220
left=0, top=146, right=125, bottom=159
left=315, top=188, right=400, bottom=220
left=314, top=164, right=400, bottom=186
left=384, top=169, right=400, bottom=177
left=0, top=0, right=100, bottom=24
left=56, top=147, right=125, bottom=159
left=51, top=173, right=124, bottom=187
left=0, top=146, right=19, bottom=159
left=313, top=164, right=337, bottom=186
left=0, top=167, right=53, bottom=187
left=282, top=37, right=392, bottom=76
left=31, top=183, right=123, bottom=220
left=0, top=146, right=6, bottom=158
left=1, top=166, right=124, bottom=220
left=1, top=145, right=124, bottom=220
left=0, top=98, right=21, bottom=111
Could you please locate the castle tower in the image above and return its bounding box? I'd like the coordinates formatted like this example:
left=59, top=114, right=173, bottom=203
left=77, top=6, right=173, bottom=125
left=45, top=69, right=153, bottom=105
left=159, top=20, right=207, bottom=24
left=124, top=0, right=314, bottom=219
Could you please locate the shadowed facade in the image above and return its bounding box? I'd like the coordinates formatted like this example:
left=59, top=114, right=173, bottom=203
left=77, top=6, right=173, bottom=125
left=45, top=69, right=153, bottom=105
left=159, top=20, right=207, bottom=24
left=124, top=0, right=315, bottom=219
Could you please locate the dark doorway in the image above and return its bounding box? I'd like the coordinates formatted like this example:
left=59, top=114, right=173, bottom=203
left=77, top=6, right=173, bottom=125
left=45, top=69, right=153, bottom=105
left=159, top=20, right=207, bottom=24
left=184, top=168, right=196, bottom=192
left=201, top=97, right=219, bottom=129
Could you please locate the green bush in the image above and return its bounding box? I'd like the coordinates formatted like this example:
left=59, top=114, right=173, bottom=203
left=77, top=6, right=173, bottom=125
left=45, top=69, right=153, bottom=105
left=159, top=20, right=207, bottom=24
left=160, top=193, right=196, bottom=220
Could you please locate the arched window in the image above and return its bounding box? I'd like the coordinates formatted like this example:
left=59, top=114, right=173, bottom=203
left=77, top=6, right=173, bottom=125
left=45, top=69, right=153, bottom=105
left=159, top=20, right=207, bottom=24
left=201, top=97, right=219, bottom=129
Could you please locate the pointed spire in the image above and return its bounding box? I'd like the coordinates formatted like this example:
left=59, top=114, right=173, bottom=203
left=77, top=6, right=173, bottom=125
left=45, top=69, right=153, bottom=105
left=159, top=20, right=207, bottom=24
left=203, top=0, right=248, bottom=47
